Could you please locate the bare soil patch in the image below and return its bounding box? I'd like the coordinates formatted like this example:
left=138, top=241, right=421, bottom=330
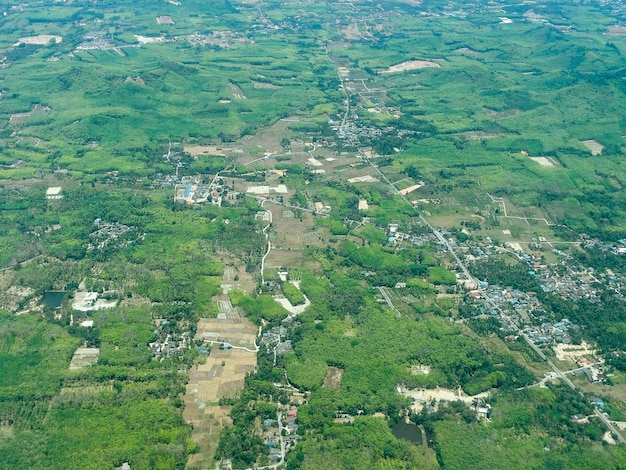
left=484, top=108, right=520, bottom=118
left=464, top=131, right=503, bottom=140
left=16, top=35, right=62, bottom=45
left=69, top=347, right=100, bottom=370
left=554, top=341, right=597, bottom=362
left=607, top=25, right=626, bottom=36
left=404, top=387, right=489, bottom=412
left=184, top=145, right=232, bottom=157
left=251, top=80, right=281, bottom=89
left=342, top=23, right=362, bottom=40
left=0, top=273, right=35, bottom=311
left=9, top=113, right=30, bottom=128
left=582, top=140, right=603, bottom=156
left=229, top=82, right=247, bottom=100
left=529, top=156, right=558, bottom=167
left=135, top=35, right=164, bottom=44
left=399, top=183, right=425, bottom=195
left=380, top=60, right=442, bottom=74
left=455, top=47, right=481, bottom=56
left=323, top=367, right=344, bottom=390
left=184, top=315, right=257, bottom=464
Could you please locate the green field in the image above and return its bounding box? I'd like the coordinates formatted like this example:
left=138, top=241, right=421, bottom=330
left=1, top=0, right=626, bottom=468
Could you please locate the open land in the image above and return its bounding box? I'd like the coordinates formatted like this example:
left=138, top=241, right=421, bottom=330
left=1, top=0, right=626, bottom=469
left=185, top=315, right=258, bottom=466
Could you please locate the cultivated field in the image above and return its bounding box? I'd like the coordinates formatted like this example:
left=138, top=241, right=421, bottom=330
left=68, top=347, right=100, bottom=370
left=184, top=315, right=258, bottom=466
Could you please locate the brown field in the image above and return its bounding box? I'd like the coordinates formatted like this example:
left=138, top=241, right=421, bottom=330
left=184, top=145, right=232, bottom=157
left=184, top=315, right=257, bottom=467
left=264, top=204, right=325, bottom=270
left=323, top=367, right=344, bottom=390
left=342, top=23, right=362, bottom=40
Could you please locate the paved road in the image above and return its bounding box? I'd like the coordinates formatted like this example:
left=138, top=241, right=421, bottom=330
left=337, top=79, right=623, bottom=444
left=202, top=340, right=259, bottom=353
left=595, top=407, right=626, bottom=444
left=250, top=195, right=321, bottom=215
left=378, top=286, right=401, bottom=317
left=239, top=411, right=286, bottom=470
left=260, top=203, right=272, bottom=285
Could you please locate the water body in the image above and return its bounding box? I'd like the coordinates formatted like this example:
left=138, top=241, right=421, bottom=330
left=39, top=291, right=65, bottom=308
left=391, top=421, right=423, bottom=445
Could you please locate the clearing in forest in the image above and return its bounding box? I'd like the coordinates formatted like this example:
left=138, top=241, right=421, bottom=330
left=69, top=347, right=100, bottom=370
left=323, top=367, right=344, bottom=390
left=529, top=156, right=559, bottom=167
left=404, top=387, right=489, bottom=412
left=251, top=80, right=281, bottom=89
left=484, top=108, right=520, bottom=118
left=380, top=60, right=441, bottom=74
left=16, top=35, right=62, bottom=45
left=582, top=140, right=603, bottom=155
left=455, top=47, right=481, bottom=56
left=229, top=82, right=247, bottom=100
left=184, top=145, right=232, bottom=157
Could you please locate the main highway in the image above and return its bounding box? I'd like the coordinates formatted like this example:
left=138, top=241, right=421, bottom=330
left=334, top=62, right=624, bottom=444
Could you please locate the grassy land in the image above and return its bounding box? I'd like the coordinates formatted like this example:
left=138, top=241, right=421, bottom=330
left=1, top=0, right=626, bottom=468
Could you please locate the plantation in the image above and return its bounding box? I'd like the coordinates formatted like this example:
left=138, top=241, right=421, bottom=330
left=1, top=0, right=626, bottom=468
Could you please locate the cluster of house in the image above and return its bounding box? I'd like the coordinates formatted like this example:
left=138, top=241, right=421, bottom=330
left=261, top=325, right=295, bottom=355
left=522, top=319, right=577, bottom=347
left=572, top=357, right=606, bottom=383
left=582, top=235, right=626, bottom=256
left=173, top=182, right=221, bottom=206
left=471, top=285, right=581, bottom=347
left=331, top=117, right=393, bottom=143
left=88, top=220, right=141, bottom=251
left=385, top=223, right=437, bottom=246
left=262, top=409, right=302, bottom=463
left=260, top=325, right=287, bottom=346
left=150, top=174, right=180, bottom=188
left=276, top=340, right=294, bottom=356
left=148, top=320, right=191, bottom=358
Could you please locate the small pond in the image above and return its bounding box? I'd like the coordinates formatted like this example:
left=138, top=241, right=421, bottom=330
left=391, top=421, right=423, bottom=445
left=39, top=291, right=65, bottom=308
